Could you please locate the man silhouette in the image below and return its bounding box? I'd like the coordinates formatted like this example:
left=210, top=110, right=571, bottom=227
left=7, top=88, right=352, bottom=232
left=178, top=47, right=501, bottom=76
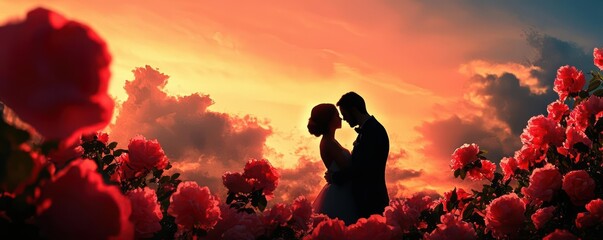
left=329, top=91, right=390, bottom=219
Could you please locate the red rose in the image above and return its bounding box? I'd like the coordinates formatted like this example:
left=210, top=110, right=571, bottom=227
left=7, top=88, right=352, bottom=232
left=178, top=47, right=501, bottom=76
left=520, top=115, right=565, bottom=150
left=547, top=100, right=569, bottom=123
left=206, top=204, right=264, bottom=239
left=531, top=206, right=555, bottom=230
left=424, top=213, right=477, bottom=240
left=514, top=145, right=545, bottom=170
left=346, top=214, right=394, bottom=240
left=485, top=193, right=525, bottom=239
left=553, top=65, right=585, bottom=101
left=383, top=198, right=421, bottom=234
left=126, top=187, right=162, bottom=238
left=37, top=159, right=133, bottom=239
left=168, top=181, right=221, bottom=231
left=521, top=164, right=562, bottom=204
left=304, top=218, right=347, bottom=240
left=120, top=135, right=169, bottom=179
left=500, top=157, right=518, bottom=181
left=450, top=143, right=479, bottom=170
left=576, top=198, right=603, bottom=229
left=594, top=48, right=603, bottom=71
left=222, top=171, right=253, bottom=194
left=0, top=8, right=114, bottom=143
left=263, top=203, right=293, bottom=227
left=561, top=126, right=592, bottom=158
left=243, top=158, right=279, bottom=196
left=562, top=170, right=596, bottom=206
left=291, top=196, right=313, bottom=231
left=443, top=188, right=471, bottom=212
left=47, top=141, right=83, bottom=167
left=467, top=160, right=496, bottom=181
left=543, top=229, right=579, bottom=240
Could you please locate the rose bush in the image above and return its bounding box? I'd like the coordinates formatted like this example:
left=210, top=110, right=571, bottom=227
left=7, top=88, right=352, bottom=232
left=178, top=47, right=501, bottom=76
left=3, top=6, right=603, bottom=240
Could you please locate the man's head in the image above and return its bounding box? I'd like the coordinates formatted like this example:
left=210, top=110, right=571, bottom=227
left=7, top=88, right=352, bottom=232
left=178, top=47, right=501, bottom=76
left=336, top=91, right=368, bottom=127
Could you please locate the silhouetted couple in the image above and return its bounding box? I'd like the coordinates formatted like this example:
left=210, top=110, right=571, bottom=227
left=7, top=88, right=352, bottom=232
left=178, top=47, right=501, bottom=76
left=307, top=92, right=389, bottom=225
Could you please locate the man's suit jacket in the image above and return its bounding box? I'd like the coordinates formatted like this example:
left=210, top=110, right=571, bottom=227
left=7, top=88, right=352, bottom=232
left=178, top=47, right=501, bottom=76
left=349, top=116, right=389, bottom=218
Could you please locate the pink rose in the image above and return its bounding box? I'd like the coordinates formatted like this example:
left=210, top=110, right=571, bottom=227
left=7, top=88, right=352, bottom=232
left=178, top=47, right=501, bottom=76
left=222, top=171, right=253, bottom=194
left=485, top=193, right=525, bottom=239
left=576, top=198, right=603, bottom=229
left=531, top=206, right=555, bottom=230
left=521, top=164, right=562, bottom=204
left=450, top=143, right=479, bottom=170
left=547, top=100, right=570, bottom=123
left=514, top=145, right=545, bottom=170
left=568, top=96, right=603, bottom=133
left=424, top=213, right=477, bottom=240
left=81, top=131, right=109, bottom=144
left=406, top=193, right=433, bottom=212
left=263, top=203, right=293, bottom=227
left=2, top=144, right=46, bottom=195
left=467, top=160, right=496, bottom=181
left=304, top=218, right=346, bottom=240
left=310, top=213, right=330, bottom=229
left=561, top=126, right=592, bottom=158
left=47, top=141, right=83, bottom=167
left=0, top=8, right=114, bottom=143
left=500, top=157, right=518, bottom=181
left=127, top=135, right=169, bottom=170
left=594, top=48, right=603, bottom=71
left=383, top=199, right=421, bottom=234
left=243, top=158, right=280, bottom=196
left=562, top=170, right=596, bottom=206
left=543, top=229, right=579, bottom=240
left=346, top=214, right=394, bottom=240
left=118, top=136, right=169, bottom=179
left=126, top=187, right=163, bottom=238
left=168, top=181, right=221, bottom=231
left=291, top=196, right=313, bottom=231
left=443, top=188, right=471, bottom=212
left=207, top=204, right=264, bottom=239
left=520, top=115, right=565, bottom=149
left=553, top=65, right=585, bottom=101
left=37, top=159, right=133, bottom=239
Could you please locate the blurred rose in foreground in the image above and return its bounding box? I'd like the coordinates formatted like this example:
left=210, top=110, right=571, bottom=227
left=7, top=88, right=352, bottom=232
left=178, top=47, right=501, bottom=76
left=36, top=159, right=133, bottom=239
left=0, top=7, right=114, bottom=143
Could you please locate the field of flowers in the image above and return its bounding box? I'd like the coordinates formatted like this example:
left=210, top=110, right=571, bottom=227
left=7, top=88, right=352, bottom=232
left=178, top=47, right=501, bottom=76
left=1, top=7, right=603, bottom=240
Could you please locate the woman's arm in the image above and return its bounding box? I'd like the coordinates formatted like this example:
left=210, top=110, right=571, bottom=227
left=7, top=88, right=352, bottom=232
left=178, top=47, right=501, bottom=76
left=324, top=140, right=350, bottom=169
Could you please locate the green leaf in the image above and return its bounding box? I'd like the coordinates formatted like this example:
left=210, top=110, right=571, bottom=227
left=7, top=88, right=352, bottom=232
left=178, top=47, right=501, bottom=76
left=113, top=149, right=128, bottom=157
left=257, top=195, right=268, bottom=212
left=593, top=89, right=603, bottom=97
left=159, top=176, right=170, bottom=184
left=2, top=150, right=34, bottom=192
left=460, top=169, right=467, bottom=180
left=171, top=173, right=180, bottom=180
left=578, top=90, right=590, bottom=99
left=105, top=163, right=118, bottom=175
left=226, top=193, right=235, bottom=204
left=462, top=203, right=475, bottom=221
left=454, top=169, right=461, bottom=178
left=588, top=80, right=601, bottom=92
left=102, top=155, right=115, bottom=165
left=107, top=142, right=118, bottom=150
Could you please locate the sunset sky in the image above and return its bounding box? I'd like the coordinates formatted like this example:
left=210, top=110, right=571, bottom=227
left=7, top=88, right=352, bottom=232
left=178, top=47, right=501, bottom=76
left=2, top=1, right=602, bottom=202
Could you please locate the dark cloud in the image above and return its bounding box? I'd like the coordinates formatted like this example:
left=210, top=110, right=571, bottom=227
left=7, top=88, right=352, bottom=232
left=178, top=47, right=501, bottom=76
left=111, top=65, right=272, bottom=165
left=272, top=154, right=325, bottom=204
left=110, top=65, right=272, bottom=198
left=418, top=33, right=595, bottom=165
left=417, top=115, right=520, bottom=164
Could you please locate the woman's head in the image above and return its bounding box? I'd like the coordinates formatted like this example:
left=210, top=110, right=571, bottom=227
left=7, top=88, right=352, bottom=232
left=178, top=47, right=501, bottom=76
left=307, top=103, right=341, bottom=137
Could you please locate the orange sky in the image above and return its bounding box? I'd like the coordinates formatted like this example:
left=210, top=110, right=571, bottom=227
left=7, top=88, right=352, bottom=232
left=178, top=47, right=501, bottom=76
left=2, top=1, right=600, bottom=199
